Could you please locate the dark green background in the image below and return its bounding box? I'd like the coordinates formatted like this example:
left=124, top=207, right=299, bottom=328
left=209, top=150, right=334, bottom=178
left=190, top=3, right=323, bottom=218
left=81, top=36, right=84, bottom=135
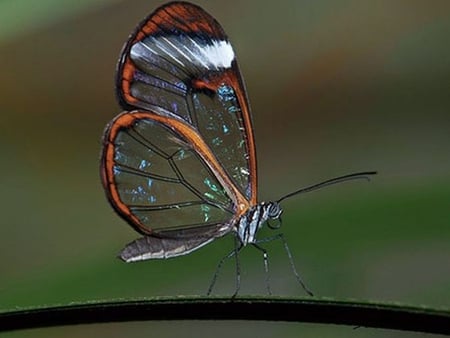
left=1, top=0, right=449, bottom=337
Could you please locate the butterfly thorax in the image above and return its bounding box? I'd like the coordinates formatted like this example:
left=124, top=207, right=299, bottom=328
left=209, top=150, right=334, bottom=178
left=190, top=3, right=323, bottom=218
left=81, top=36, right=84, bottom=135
left=236, top=202, right=282, bottom=245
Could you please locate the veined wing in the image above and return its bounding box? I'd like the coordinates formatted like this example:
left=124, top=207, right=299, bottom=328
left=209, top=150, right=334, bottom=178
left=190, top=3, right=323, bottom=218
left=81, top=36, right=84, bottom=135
left=116, top=1, right=257, bottom=204
left=101, top=110, right=251, bottom=237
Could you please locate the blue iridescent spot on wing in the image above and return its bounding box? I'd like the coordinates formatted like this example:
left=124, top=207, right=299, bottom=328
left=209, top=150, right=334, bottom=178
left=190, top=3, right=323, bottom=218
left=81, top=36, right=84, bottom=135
left=217, top=85, right=235, bottom=101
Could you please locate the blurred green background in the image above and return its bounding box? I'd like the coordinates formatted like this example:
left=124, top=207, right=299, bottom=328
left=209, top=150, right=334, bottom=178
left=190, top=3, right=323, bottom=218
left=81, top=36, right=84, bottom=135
left=1, top=0, right=449, bottom=337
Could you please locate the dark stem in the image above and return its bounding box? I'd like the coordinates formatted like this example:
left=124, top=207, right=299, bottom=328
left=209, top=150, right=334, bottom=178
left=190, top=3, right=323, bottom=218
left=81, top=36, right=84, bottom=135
left=0, top=297, right=448, bottom=334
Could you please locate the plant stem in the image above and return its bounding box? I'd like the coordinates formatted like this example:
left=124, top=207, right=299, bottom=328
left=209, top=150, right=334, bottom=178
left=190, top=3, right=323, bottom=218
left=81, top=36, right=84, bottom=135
left=0, top=297, right=448, bottom=334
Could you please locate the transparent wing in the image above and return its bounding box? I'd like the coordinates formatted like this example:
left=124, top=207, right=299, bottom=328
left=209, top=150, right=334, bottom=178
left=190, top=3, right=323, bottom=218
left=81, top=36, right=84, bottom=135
left=101, top=111, right=235, bottom=235
left=116, top=2, right=257, bottom=204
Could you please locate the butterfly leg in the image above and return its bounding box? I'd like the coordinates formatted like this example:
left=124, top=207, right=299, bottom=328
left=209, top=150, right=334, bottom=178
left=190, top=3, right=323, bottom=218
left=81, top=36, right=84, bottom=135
left=232, top=236, right=242, bottom=298
left=251, top=243, right=272, bottom=295
left=257, top=233, right=314, bottom=296
left=207, top=236, right=243, bottom=296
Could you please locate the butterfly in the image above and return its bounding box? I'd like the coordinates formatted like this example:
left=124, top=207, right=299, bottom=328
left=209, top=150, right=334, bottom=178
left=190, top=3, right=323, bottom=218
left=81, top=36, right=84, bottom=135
left=100, top=1, right=376, bottom=295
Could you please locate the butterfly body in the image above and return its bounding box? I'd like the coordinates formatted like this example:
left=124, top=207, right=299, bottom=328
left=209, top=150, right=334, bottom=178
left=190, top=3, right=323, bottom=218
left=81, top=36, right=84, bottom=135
left=237, top=202, right=282, bottom=245
left=120, top=200, right=281, bottom=262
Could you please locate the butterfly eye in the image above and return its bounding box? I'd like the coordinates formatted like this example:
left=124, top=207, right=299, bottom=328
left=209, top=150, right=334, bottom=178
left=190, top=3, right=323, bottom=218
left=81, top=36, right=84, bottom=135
left=267, top=202, right=282, bottom=219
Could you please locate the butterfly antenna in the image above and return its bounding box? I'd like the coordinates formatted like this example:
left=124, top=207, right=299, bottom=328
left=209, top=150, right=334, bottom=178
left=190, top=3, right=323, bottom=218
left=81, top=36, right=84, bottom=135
left=277, top=171, right=377, bottom=203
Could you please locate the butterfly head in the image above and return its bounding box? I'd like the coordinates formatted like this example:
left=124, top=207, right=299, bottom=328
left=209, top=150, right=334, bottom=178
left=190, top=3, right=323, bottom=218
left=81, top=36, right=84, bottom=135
left=264, top=201, right=283, bottom=230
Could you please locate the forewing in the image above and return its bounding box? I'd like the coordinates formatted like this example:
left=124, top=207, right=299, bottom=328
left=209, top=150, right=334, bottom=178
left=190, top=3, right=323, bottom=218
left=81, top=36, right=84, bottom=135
left=101, top=111, right=235, bottom=235
left=116, top=2, right=257, bottom=204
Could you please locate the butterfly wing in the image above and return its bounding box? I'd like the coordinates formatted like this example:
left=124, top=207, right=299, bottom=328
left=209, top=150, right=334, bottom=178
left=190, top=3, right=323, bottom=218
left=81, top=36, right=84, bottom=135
left=102, top=111, right=239, bottom=260
left=101, top=2, right=257, bottom=260
left=117, top=1, right=257, bottom=203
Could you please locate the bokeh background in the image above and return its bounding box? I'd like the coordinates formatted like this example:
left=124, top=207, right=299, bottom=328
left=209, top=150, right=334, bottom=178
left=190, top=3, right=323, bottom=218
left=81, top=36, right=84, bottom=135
left=1, top=0, right=449, bottom=337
